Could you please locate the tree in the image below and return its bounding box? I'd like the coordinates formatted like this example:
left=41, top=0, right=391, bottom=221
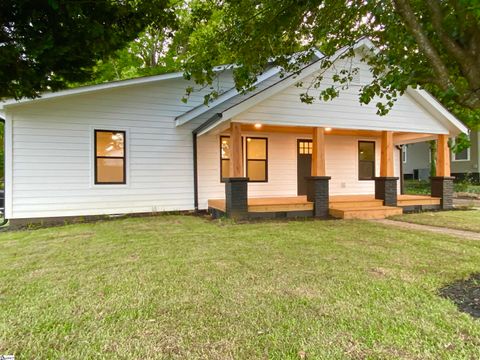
left=88, top=26, right=180, bottom=84
left=176, top=0, right=480, bottom=128
left=0, top=0, right=171, bottom=100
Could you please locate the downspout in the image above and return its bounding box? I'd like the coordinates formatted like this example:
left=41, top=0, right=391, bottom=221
left=191, top=113, right=224, bottom=212
left=0, top=118, right=7, bottom=226
left=192, top=132, right=199, bottom=212
left=396, top=145, right=404, bottom=195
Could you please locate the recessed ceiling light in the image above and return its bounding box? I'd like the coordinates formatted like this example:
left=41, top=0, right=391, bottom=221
left=254, top=123, right=262, bottom=129
left=325, top=127, right=332, bottom=131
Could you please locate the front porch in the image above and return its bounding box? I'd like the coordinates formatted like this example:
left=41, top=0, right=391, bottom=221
left=201, top=121, right=452, bottom=220
left=208, top=194, right=441, bottom=219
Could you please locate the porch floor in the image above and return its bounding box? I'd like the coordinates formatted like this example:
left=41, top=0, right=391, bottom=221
left=207, top=194, right=441, bottom=219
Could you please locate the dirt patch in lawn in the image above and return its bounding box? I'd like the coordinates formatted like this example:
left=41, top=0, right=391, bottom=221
left=440, top=273, right=480, bottom=318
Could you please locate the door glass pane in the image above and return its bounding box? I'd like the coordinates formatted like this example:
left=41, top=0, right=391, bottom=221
left=96, top=131, right=124, bottom=157
left=247, top=138, right=266, bottom=159
left=248, top=161, right=266, bottom=181
left=97, top=158, right=124, bottom=183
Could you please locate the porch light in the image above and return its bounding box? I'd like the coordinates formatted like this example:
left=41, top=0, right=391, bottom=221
left=325, top=127, right=332, bottom=132
left=254, top=123, right=262, bottom=129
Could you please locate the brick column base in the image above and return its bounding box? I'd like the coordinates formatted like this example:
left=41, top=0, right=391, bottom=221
left=430, top=176, right=454, bottom=210
left=225, top=177, right=249, bottom=219
left=374, top=177, right=399, bottom=206
left=306, top=176, right=331, bottom=218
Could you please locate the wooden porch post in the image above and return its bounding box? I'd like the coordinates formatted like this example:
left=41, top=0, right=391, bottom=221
left=224, top=122, right=248, bottom=219
left=375, top=131, right=398, bottom=206
left=431, top=134, right=454, bottom=209
left=229, top=122, right=243, bottom=177
left=311, top=127, right=326, bottom=176
left=380, top=131, right=394, bottom=177
left=306, top=127, right=330, bottom=218
left=436, top=134, right=450, bottom=177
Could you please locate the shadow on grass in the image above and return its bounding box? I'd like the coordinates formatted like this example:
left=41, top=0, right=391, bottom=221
left=440, top=273, right=480, bottom=318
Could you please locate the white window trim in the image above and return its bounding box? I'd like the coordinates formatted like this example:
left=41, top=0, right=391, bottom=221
left=90, top=126, right=130, bottom=188
left=451, top=139, right=471, bottom=162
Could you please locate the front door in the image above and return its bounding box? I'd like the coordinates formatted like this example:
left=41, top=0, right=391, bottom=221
left=297, top=139, right=312, bottom=195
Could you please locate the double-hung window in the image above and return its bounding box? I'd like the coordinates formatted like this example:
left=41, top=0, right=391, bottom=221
left=220, top=136, right=268, bottom=182
left=246, top=137, right=268, bottom=182
left=94, top=130, right=126, bottom=184
left=358, top=141, right=375, bottom=180
left=220, top=136, right=231, bottom=182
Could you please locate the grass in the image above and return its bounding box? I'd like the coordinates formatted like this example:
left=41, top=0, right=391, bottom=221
left=404, top=179, right=480, bottom=196
left=392, top=210, right=480, bottom=233
left=0, top=215, right=480, bottom=359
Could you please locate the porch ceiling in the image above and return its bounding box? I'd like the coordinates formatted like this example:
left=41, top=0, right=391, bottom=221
left=198, top=121, right=440, bottom=145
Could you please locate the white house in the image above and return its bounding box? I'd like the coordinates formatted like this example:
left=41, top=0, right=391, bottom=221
left=0, top=40, right=468, bottom=223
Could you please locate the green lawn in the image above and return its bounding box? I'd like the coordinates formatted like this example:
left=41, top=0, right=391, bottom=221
left=1, top=216, right=480, bottom=359
left=392, top=210, right=480, bottom=233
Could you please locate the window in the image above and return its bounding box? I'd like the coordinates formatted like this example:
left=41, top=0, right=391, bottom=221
left=94, top=130, right=126, bottom=184
left=402, top=145, right=407, bottom=163
left=246, top=137, right=268, bottom=182
left=358, top=141, right=375, bottom=180
left=452, top=138, right=470, bottom=161
left=298, top=140, right=312, bottom=155
left=220, top=136, right=230, bottom=181
left=219, top=136, right=268, bottom=182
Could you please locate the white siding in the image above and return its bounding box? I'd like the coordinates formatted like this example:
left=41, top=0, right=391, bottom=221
left=234, top=56, right=450, bottom=134
left=198, top=132, right=401, bottom=209
left=7, top=75, right=234, bottom=219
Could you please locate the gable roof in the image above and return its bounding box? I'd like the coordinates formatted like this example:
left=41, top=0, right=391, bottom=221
left=188, top=39, right=468, bottom=137
left=0, top=63, right=238, bottom=109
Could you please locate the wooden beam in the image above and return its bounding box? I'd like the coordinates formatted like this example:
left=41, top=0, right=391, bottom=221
left=311, top=127, right=326, bottom=176
left=229, top=122, right=243, bottom=177
left=393, top=133, right=437, bottom=145
left=380, top=131, right=394, bottom=177
left=436, top=134, right=450, bottom=177
left=240, top=124, right=380, bottom=137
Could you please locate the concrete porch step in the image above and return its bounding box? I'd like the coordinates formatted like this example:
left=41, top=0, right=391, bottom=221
left=329, top=206, right=403, bottom=220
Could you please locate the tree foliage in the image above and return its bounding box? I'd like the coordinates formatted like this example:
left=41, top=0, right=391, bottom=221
left=177, top=0, right=480, bottom=128
left=87, top=26, right=180, bottom=84
left=0, top=0, right=172, bottom=100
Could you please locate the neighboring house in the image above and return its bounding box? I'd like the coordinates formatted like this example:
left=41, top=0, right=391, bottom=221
left=403, top=130, right=480, bottom=182
left=0, top=39, right=468, bottom=223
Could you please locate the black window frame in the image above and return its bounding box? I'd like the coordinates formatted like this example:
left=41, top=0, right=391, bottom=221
left=220, top=135, right=231, bottom=183
left=246, top=136, right=268, bottom=183
left=358, top=140, right=376, bottom=181
left=94, top=129, right=127, bottom=185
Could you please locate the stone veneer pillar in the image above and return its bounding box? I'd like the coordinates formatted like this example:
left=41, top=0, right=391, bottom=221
left=430, top=176, right=454, bottom=210
left=374, top=177, right=399, bottom=206
left=225, top=177, right=249, bottom=219
left=306, top=176, right=331, bottom=218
